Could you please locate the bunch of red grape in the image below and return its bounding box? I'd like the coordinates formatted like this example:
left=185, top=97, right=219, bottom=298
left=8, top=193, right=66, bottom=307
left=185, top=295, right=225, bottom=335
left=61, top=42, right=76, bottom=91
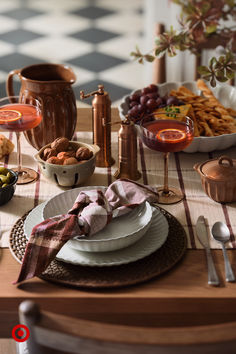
left=127, top=84, right=182, bottom=123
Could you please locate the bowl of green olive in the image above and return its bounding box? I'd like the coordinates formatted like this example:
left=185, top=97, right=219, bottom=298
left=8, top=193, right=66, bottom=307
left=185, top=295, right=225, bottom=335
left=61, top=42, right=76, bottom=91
left=0, top=167, right=18, bottom=206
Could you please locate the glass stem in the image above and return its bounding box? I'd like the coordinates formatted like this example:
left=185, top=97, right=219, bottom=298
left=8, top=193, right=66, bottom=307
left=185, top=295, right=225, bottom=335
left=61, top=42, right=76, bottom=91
left=163, top=152, right=169, bottom=195
left=15, top=132, right=22, bottom=174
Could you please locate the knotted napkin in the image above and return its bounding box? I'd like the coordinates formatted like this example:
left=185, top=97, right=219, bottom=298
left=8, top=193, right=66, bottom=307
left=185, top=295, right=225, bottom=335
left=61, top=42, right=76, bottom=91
left=14, top=179, right=159, bottom=284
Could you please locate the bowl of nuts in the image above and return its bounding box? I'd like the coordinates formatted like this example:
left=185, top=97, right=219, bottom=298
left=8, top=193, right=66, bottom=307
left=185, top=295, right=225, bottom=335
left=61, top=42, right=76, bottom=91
left=0, top=166, right=18, bottom=205
left=34, top=137, right=100, bottom=187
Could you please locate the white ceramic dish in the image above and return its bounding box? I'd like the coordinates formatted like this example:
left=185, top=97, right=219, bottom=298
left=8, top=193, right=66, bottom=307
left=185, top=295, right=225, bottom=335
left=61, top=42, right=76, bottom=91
left=43, top=186, right=106, bottom=219
left=118, top=81, right=236, bottom=153
left=34, top=141, right=100, bottom=187
left=24, top=203, right=169, bottom=267
left=42, top=186, right=153, bottom=252
left=68, top=202, right=152, bottom=252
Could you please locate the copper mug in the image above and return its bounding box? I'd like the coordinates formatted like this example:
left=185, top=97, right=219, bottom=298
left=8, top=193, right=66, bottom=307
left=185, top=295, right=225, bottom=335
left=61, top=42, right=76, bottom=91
left=7, top=63, right=77, bottom=150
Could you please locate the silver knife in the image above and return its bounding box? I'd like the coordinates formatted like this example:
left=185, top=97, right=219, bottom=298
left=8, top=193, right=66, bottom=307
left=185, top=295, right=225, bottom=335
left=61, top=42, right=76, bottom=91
left=196, top=216, right=220, bottom=286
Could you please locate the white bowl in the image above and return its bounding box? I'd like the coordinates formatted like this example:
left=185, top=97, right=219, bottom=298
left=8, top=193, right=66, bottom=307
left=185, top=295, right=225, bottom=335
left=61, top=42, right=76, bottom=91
left=43, top=186, right=106, bottom=219
left=118, top=81, right=236, bottom=153
left=68, top=201, right=152, bottom=252
left=43, top=187, right=153, bottom=252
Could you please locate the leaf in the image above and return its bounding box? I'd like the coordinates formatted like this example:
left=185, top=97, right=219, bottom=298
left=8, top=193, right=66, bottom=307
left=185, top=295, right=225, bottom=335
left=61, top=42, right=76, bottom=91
left=205, top=24, right=217, bottom=34
left=225, top=0, right=235, bottom=8
left=154, top=37, right=160, bottom=46
left=130, top=51, right=139, bottom=58
left=185, top=2, right=196, bottom=14
left=209, top=56, right=217, bottom=70
left=225, top=51, right=234, bottom=63
left=135, top=45, right=142, bottom=56
left=226, top=68, right=235, bottom=79
left=215, top=70, right=228, bottom=82
left=167, top=47, right=177, bottom=57
left=228, top=63, right=236, bottom=70
left=214, top=61, right=223, bottom=70
left=197, top=65, right=211, bottom=75
left=138, top=58, right=144, bottom=64
left=155, top=47, right=165, bottom=56
left=201, top=2, right=211, bottom=14
left=202, top=74, right=213, bottom=81
left=144, top=54, right=155, bottom=62
left=210, top=76, right=217, bottom=87
left=218, top=55, right=226, bottom=64
left=171, top=0, right=182, bottom=4
left=216, top=77, right=228, bottom=82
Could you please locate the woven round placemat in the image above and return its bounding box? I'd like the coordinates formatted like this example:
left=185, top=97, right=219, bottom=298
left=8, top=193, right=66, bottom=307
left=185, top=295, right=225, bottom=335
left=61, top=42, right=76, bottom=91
left=9, top=206, right=187, bottom=289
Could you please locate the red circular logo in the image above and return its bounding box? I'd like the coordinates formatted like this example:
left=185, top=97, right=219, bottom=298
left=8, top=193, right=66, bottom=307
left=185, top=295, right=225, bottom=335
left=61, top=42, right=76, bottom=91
left=12, top=324, right=30, bottom=342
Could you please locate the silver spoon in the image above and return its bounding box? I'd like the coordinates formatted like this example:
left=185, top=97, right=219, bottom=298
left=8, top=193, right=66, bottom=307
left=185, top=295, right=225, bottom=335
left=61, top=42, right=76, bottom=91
left=211, top=222, right=235, bottom=282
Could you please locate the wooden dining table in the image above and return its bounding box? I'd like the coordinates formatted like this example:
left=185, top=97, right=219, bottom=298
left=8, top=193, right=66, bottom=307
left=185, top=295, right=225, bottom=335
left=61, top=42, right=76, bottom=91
left=0, top=107, right=236, bottom=338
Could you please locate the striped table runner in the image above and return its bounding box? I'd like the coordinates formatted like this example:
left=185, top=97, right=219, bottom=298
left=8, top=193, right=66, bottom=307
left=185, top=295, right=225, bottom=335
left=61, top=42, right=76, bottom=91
left=1, top=131, right=235, bottom=249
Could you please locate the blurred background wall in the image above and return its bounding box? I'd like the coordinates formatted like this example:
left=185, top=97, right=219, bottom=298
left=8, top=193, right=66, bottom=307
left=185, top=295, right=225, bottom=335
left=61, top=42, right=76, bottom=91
left=0, top=0, right=231, bottom=108
left=0, top=0, right=145, bottom=106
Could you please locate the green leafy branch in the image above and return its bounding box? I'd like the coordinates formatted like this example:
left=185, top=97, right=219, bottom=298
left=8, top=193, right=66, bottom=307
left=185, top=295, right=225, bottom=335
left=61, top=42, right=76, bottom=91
left=131, top=0, right=236, bottom=86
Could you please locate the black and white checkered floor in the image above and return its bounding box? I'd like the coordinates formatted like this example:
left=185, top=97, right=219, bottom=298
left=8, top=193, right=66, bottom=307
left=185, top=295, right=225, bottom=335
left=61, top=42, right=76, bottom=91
left=0, top=0, right=145, bottom=107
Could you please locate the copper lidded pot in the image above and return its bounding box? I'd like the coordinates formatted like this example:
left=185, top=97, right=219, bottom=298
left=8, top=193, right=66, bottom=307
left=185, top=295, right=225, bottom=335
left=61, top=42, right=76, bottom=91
left=194, top=155, right=236, bottom=203
left=7, top=63, right=77, bottom=150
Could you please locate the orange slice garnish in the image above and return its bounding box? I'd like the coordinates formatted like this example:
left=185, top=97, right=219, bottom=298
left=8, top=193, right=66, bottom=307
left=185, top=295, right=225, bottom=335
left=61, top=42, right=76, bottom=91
left=0, top=110, right=22, bottom=124
left=156, top=129, right=186, bottom=142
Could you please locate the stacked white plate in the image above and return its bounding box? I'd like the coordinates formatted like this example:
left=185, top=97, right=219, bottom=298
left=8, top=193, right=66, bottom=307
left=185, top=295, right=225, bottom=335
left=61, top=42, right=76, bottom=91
left=24, top=187, right=169, bottom=267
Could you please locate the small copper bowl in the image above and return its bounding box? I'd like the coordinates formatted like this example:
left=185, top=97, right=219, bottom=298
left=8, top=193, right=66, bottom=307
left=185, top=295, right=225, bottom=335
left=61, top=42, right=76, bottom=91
left=194, top=155, right=236, bottom=203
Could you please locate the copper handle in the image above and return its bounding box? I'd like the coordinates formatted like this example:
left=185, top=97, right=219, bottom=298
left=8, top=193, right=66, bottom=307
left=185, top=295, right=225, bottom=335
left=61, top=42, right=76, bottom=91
left=80, top=85, right=104, bottom=99
left=218, top=156, right=233, bottom=167
left=193, top=162, right=201, bottom=172
left=102, top=119, right=121, bottom=126
left=6, top=69, right=21, bottom=97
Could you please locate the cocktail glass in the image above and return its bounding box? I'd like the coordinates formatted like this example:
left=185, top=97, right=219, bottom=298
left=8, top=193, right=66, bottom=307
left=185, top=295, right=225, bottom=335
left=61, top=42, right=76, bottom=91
left=140, top=115, right=194, bottom=204
left=0, top=96, right=42, bottom=184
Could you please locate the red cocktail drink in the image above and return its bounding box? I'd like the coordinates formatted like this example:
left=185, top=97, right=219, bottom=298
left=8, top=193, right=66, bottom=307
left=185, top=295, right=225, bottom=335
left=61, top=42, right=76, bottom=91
left=0, top=96, right=42, bottom=185
left=0, top=103, right=42, bottom=132
left=141, top=119, right=193, bottom=153
left=140, top=116, right=194, bottom=204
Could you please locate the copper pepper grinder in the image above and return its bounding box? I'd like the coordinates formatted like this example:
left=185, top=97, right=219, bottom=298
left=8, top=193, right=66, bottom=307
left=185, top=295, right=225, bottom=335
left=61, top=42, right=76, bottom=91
left=80, top=84, right=115, bottom=167
left=114, top=117, right=141, bottom=180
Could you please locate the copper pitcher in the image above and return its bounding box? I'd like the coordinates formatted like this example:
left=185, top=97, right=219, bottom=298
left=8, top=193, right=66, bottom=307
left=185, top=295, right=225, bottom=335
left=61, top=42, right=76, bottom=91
left=7, top=63, right=77, bottom=150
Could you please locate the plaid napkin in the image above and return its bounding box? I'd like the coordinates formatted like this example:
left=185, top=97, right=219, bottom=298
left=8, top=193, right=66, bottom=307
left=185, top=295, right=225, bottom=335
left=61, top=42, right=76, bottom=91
left=14, top=179, right=159, bottom=284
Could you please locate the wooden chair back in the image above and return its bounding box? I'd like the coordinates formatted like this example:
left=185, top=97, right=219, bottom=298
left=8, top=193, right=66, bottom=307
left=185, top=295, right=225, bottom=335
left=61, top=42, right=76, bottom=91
left=153, top=23, right=235, bottom=85
left=18, top=300, right=236, bottom=354
left=153, top=23, right=166, bottom=84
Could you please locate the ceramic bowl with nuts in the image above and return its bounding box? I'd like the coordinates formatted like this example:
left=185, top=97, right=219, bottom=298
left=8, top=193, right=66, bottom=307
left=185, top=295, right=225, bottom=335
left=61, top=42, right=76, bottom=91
left=34, top=137, right=100, bottom=187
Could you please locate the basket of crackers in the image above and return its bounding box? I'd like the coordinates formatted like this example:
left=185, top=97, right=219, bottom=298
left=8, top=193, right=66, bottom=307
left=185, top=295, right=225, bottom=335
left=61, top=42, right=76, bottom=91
left=118, top=80, right=236, bottom=153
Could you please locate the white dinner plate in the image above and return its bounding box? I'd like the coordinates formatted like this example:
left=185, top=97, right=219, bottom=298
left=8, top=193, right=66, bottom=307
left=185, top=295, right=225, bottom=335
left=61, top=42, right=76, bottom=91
left=23, top=203, right=169, bottom=267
